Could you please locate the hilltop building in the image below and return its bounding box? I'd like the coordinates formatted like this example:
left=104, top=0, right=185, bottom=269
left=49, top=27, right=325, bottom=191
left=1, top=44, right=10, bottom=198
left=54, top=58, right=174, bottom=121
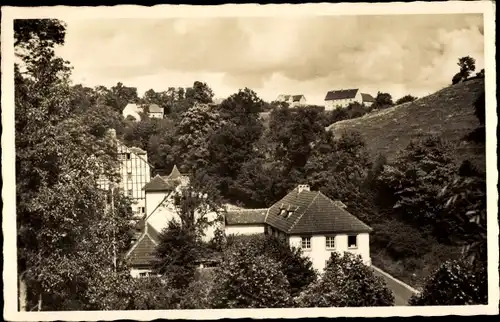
left=276, top=94, right=307, bottom=107
left=122, top=103, right=164, bottom=121
left=324, top=89, right=375, bottom=110
left=97, top=130, right=154, bottom=217
left=225, top=184, right=372, bottom=272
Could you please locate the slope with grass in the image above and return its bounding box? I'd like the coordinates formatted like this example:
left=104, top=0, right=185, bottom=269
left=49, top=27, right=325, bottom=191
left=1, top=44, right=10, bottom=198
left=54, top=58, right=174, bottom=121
left=327, top=78, right=485, bottom=170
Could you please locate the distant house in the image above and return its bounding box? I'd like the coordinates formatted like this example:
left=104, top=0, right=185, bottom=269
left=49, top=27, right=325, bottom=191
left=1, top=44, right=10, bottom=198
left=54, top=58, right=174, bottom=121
left=276, top=94, right=307, bottom=107
left=225, top=184, right=372, bottom=272
left=122, top=103, right=143, bottom=121
left=147, top=104, right=164, bottom=119
left=324, top=89, right=376, bottom=110
left=125, top=221, right=162, bottom=278
left=361, top=93, right=376, bottom=107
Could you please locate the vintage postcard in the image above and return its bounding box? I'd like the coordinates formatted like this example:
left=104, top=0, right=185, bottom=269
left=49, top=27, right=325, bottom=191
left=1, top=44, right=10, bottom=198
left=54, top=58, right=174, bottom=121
left=1, top=1, right=498, bottom=321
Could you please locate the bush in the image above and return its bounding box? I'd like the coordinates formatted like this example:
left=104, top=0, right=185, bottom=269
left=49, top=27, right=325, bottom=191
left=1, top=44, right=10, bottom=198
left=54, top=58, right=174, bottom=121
left=179, top=268, right=217, bottom=309
left=296, top=252, right=394, bottom=307
left=226, top=234, right=317, bottom=296
left=409, top=259, right=487, bottom=305
left=209, top=248, right=293, bottom=308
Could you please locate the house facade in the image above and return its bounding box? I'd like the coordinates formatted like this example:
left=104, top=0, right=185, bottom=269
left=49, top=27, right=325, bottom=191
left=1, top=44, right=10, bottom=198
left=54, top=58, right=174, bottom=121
left=147, top=104, right=164, bottom=119
left=225, top=184, right=372, bottom=272
left=276, top=94, right=307, bottom=108
left=324, top=89, right=363, bottom=110
left=97, top=131, right=154, bottom=217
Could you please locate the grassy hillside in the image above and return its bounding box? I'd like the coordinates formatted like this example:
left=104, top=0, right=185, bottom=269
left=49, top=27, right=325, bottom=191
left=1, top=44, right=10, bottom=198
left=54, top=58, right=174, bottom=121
left=327, top=78, right=485, bottom=170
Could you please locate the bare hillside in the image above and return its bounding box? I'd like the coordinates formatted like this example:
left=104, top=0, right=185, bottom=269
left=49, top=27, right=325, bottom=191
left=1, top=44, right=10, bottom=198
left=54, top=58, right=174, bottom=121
left=327, top=78, right=485, bottom=169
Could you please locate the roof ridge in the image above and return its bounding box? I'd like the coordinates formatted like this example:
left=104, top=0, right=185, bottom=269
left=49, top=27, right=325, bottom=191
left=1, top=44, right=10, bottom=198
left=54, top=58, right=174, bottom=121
left=287, top=191, right=320, bottom=233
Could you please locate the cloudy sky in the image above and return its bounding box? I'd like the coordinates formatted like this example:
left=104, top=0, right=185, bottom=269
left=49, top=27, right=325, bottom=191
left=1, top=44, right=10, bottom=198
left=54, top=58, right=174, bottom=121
left=55, top=14, right=484, bottom=105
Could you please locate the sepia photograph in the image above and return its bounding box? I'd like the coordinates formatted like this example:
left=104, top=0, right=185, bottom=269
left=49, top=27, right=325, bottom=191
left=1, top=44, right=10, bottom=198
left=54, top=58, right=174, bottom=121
left=1, top=2, right=498, bottom=320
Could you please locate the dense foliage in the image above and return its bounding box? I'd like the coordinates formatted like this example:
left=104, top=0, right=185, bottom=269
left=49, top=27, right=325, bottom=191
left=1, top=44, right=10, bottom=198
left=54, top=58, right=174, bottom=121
left=296, top=252, right=394, bottom=307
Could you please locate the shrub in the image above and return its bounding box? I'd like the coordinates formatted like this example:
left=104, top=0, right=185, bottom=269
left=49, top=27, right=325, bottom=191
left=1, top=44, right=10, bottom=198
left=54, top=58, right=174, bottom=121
left=209, top=248, right=293, bottom=308
left=409, top=259, right=487, bottom=305
left=179, top=268, right=217, bottom=309
left=226, top=234, right=317, bottom=296
left=296, top=252, right=394, bottom=307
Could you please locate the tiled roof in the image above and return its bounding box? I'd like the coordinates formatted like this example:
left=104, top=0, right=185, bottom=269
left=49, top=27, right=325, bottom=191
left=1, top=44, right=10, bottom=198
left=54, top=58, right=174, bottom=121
left=148, top=104, right=163, bottom=113
left=142, top=175, right=176, bottom=192
left=292, top=95, right=305, bottom=102
left=225, top=209, right=268, bottom=225
left=264, top=186, right=372, bottom=234
left=361, top=93, right=375, bottom=103
left=325, top=89, right=359, bottom=101
left=126, top=223, right=161, bottom=267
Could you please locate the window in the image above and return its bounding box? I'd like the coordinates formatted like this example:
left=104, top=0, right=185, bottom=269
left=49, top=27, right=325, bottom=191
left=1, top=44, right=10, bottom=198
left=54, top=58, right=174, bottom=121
left=126, top=153, right=131, bottom=160
left=128, top=189, right=133, bottom=196
left=141, top=207, right=145, bottom=213
left=326, top=236, right=335, bottom=249
left=348, top=235, right=358, bottom=248
left=285, top=210, right=293, bottom=218
left=127, top=173, right=132, bottom=180
left=301, top=237, right=311, bottom=250
left=139, top=272, right=149, bottom=277
left=279, top=208, right=286, bottom=216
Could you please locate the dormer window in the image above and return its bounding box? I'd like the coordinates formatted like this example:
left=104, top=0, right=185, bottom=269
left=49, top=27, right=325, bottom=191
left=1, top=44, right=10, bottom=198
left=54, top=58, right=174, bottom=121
left=285, top=210, right=293, bottom=218
left=279, top=208, right=286, bottom=216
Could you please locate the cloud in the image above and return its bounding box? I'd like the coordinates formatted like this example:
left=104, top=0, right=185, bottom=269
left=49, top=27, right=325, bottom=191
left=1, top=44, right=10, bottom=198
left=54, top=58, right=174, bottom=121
left=56, top=13, right=484, bottom=104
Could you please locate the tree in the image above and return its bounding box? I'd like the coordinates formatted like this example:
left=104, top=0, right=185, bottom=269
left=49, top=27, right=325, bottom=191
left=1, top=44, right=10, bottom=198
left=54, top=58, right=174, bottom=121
left=225, top=234, right=318, bottom=297
left=373, top=92, right=394, bottom=109
left=452, top=56, right=476, bottom=84
left=172, top=103, right=223, bottom=172
left=185, top=81, right=215, bottom=105
left=296, top=252, right=394, bottom=307
left=15, top=19, right=134, bottom=311
left=457, top=56, right=476, bottom=78
left=377, top=135, right=457, bottom=233
left=209, top=248, right=293, bottom=308
left=396, top=95, right=418, bottom=105
left=408, top=259, right=487, bottom=305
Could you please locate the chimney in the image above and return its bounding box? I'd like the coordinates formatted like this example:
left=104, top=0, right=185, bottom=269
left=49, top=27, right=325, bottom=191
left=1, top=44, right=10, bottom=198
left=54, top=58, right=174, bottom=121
left=297, top=184, right=310, bottom=193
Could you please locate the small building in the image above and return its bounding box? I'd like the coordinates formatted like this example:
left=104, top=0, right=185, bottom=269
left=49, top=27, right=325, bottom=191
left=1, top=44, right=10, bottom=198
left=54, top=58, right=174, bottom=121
left=324, top=89, right=362, bottom=110
left=224, top=184, right=373, bottom=272
left=361, top=93, right=376, bottom=107
left=122, top=103, right=143, bottom=122
left=276, top=94, right=307, bottom=107
left=125, top=221, right=161, bottom=278
left=147, top=104, right=164, bottom=119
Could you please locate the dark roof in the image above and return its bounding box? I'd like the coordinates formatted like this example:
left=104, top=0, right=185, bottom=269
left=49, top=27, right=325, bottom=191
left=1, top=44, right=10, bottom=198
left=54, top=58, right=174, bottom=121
left=225, top=209, right=268, bottom=225
left=292, top=95, right=305, bottom=102
left=126, top=223, right=161, bottom=267
left=142, top=165, right=186, bottom=191
left=142, top=175, right=175, bottom=192
left=325, top=89, right=359, bottom=101
left=361, top=93, right=375, bottom=103
left=148, top=104, right=163, bottom=113
left=264, top=186, right=372, bottom=234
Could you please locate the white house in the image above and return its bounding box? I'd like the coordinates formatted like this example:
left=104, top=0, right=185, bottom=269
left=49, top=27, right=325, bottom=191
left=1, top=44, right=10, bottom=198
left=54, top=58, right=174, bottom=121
left=147, top=104, right=164, bottom=119
left=225, top=184, right=372, bottom=272
left=276, top=94, right=307, bottom=108
left=125, top=165, right=221, bottom=277
left=122, top=103, right=143, bottom=121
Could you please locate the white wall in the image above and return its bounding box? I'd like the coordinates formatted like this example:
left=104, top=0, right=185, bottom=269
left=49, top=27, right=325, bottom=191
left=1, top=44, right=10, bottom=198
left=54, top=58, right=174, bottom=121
left=225, top=224, right=265, bottom=236
left=130, top=268, right=153, bottom=278
left=324, top=91, right=363, bottom=110
left=289, top=233, right=371, bottom=272
left=145, top=189, right=220, bottom=242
